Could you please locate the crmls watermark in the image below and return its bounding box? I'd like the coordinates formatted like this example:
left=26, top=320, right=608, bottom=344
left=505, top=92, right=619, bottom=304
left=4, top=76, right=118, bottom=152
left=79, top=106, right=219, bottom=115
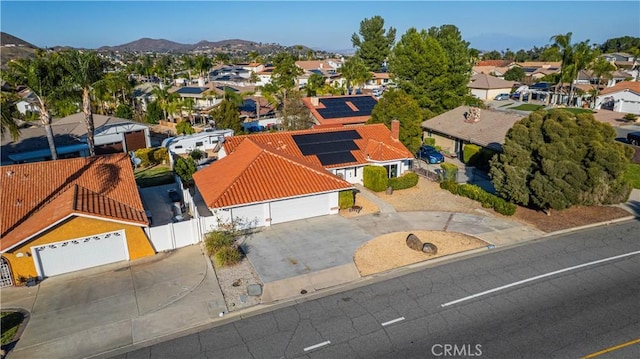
left=431, top=344, right=482, bottom=357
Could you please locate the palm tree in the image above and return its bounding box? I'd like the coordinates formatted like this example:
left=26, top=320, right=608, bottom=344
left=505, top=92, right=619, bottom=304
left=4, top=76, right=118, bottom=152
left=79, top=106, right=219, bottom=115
left=6, top=51, right=66, bottom=160
left=589, top=57, right=616, bottom=108
left=0, top=91, right=21, bottom=140
left=549, top=32, right=573, bottom=105
left=339, top=56, right=371, bottom=94
left=151, top=86, right=179, bottom=122
left=59, top=50, right=106, bottom=157
left=566, top=41, right=596, bottom=106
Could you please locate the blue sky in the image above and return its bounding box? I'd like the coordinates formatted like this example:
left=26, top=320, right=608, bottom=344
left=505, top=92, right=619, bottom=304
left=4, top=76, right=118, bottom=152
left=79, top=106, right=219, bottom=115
left=1, top=1, right=639, bottom=52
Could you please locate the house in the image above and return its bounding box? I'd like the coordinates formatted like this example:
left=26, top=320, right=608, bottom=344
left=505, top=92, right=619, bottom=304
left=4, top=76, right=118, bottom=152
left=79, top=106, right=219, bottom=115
left=0, top=154, right=155, bottom=286
left=193, top=122, right=413, bottom=227
left=421, top=106, right=525, bottom=156
left=364, top=72, right=394, bottom=89
left=14, top=88, right=40, bottom=116
left=296, top=59, right=345, bottom=88
left=170, top=86, right=218, bottom=110
left=302, top=95, right=378, bottom=127
left=1, top=113, right=152, bottom=165
left=595, top=81, right=640, bottom=115
left=468, top=74, right=516, bottom=100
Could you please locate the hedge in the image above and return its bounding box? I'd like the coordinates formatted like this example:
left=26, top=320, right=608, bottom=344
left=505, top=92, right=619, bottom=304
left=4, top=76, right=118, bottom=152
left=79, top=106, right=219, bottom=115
left=135, top=147, right=170, bottom=167
left=440, top=163, right=458, bottom=182
left=439, top=180, right=517, bottom=216
left=463, top=144, right=481, bottom=164
left=388, top=172, right=419, bottom=190
left=363, top=166, right=388, bottom=192
left=339, top=190, right=355, bottom=209
left=423, top=137, right=436, bottom=146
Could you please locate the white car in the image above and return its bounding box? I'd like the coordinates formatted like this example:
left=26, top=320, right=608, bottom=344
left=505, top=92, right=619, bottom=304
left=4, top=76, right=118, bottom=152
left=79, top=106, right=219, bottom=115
left=494, top=93, right=510, bottom=101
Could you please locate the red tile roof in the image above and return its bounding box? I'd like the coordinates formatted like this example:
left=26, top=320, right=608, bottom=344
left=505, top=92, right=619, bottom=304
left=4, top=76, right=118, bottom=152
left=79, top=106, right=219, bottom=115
left=1, top=154, right=147, bottom=251
left=194, top=139, right=353, bottom=208
left=599, top=81, right=640, bottom=95
left=302, top=95, right=378, bottom=126
left=223, top=123, right=413, bottom=169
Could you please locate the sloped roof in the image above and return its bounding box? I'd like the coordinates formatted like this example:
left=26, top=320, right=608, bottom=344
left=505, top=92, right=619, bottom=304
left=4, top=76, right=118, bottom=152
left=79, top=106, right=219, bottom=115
left=599, top=81, right=640, bottom=95
left=193, top=139, right=353, bottom=208
left=422, top=106, right=525, bottom=151
left=476, top=60, right=513, bottom=67
left=1, top=154, right=147, bottom=251
left=223, top=123, right=413, bottom=169
left=302, top=95, right=378, bottom=126
left=468, top=73, right=515, bottom=90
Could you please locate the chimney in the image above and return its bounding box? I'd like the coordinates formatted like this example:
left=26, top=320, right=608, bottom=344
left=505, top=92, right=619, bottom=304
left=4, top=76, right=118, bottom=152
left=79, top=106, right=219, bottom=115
left=310, top=96, right=319, bottom=106
left=391, top=119, right=400, bottom=140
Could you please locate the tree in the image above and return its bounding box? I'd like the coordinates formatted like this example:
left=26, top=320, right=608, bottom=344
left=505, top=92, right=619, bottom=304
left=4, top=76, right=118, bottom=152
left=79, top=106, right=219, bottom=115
left=504, top=67, right=525, bottom=82
left=6, top=51, right=66, bottom=160
left=589, top=57, right=616, bottom=104
left=368, top=89, right=423, bottom=154
left=481, top=50, right=502, bottom=60
left=565, top=40, right=596, bottom=106
left=549, top=32, right=574, bottom=105
left=115, top=103, right=133, bottom=119
left=194, top=55, right=212, bottom=78
left=388, top=27, right=448, bottom=117
left=280, top=91, right=312, bottom=130
left=599, top=36, right=640, bottom=53
left=145, top=101, right=163, bottom=124
left=339, top=56, right=371, bottom=94
left=490, top=109, right=633, bottom=215
left=351, top=16, right=396, bottom=72
left=0, top=91, right=21, bottom=140
left=59, top=50, right=107, bottom=156
left=176, top=120, right=195, bottom=135
left=305, top=73, right=325, bottom=97
left=174, top=156, right=197, bottom=185
left=427, top=25, right=472, bottom=110
left=151, top=86, right=178, bottom=122
left=260, top=52, right=303, bottom=111
left=209, top=95, right=242, bottom=133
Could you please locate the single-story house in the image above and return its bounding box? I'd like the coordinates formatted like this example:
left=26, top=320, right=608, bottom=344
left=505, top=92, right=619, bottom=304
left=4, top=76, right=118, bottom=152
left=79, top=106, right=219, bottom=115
left=0, top=154, right=154, bottom=286
left=1, top=113, right=152, bottom=165
left=468, top=74, right=516, bottom=100
left=302, top=95, right=378, bottom=127
left=193, top=122, right=413, bottom=227
left=595, top=81, right=640, bottom=115
left=422, top=106, right=525, bottom=156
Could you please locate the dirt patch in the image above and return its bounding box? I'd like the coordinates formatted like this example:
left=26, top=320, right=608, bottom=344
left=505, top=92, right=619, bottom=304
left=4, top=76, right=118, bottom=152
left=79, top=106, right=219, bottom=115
left=354, top=231, right=488, bottom=276
left=213, top=254, right=262, bottom=311
left=339, top=194, right=380, bottom=218
left=510, top=205, right=632, bottom=233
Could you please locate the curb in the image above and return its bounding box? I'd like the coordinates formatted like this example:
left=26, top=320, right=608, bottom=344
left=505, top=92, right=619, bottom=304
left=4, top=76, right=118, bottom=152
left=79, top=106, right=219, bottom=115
left=540, top=215, right=636, bottom=238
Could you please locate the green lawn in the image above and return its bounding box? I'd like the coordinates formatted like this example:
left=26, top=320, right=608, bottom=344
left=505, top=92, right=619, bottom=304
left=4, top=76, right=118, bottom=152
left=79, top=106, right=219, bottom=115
left=624, top=163, right=640, bottom=189
left=499, top=102, right=514, bottom=107
left=510, top=104, right=545, bottom=111
left=1, top=311, right=24, bottom=345
left=135, top=165, right=175, bottom=188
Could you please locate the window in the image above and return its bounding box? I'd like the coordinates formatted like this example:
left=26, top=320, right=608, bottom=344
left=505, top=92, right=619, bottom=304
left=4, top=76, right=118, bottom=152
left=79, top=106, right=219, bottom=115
left=195, top=141, right=203, bottom=147
left=175, top=145, right=183, bottom=149
left=383, top=164, right=398, bottom=178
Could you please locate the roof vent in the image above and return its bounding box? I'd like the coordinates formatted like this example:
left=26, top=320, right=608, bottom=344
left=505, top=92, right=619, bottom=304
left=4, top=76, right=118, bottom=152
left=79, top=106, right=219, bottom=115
left=15, top=199, right=22, bottom=206
left=310, top=97, right=319, bottom=107
left=6, top=170, right=14, bottom=177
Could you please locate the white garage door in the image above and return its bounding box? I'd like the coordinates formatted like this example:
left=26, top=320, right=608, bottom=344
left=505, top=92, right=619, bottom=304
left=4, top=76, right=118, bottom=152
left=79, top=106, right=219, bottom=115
left=232, top=203, right=267, bottom=228
left=32, top=230, right=129, bottom=277
left=270, top=194, right=330, bottom=224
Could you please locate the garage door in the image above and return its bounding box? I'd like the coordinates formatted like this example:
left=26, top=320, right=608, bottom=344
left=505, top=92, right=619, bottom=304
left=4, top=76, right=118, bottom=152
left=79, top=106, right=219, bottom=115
left=32, top=230, right=129, bottom=278
left=231, top=203, right=267, bottom=228
left=270, top=194, right=330, bottom=224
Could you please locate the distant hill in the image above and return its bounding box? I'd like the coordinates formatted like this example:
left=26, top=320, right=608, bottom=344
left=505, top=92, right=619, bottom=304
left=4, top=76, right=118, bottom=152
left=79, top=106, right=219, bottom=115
left=1, top=32, right=39, bottom=69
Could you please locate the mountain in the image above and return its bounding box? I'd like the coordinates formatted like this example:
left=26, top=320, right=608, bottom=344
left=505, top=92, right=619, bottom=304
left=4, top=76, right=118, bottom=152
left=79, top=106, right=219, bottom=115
left=0, top=32, right=39, bottom=69
left=98, top=37, right=190, bottom=53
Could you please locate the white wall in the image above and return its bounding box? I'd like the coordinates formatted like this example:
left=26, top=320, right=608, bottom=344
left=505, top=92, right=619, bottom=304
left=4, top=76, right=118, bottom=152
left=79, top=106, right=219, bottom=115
left=596, top=91, right=640, bottom=114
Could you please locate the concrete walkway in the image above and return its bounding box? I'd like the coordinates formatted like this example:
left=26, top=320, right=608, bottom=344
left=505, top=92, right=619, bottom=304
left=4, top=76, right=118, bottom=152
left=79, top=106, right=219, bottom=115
left=354, top=183, right=396, bottom=213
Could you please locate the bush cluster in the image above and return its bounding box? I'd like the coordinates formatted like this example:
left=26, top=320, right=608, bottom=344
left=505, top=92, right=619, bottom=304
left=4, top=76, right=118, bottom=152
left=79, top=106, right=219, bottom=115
left=388, top=172, right=419, bottom=190
left=423, top=137, right=436, bottom=146
left=204, top=230, right=242, bottom=266
left=363, top=166, right=389, bottom=192
left=440, top=163, right=458, bottom=182
left=463, top=144, right=481, bottom=164
left=134, top=147, right=169, bottom=167
left=339, top=190, right=355, bottom=209
left=440, top=181, right=517, bottom=216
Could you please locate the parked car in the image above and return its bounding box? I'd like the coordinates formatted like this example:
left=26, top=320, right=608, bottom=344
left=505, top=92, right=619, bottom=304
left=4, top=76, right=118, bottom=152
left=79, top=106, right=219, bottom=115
left=512, top=92, right=529, bottom=101
left=416, top=145, right=445, bottom=164
left=628, top=131, right=640, bottom=146
left=494, top=93, right=510, bottom=101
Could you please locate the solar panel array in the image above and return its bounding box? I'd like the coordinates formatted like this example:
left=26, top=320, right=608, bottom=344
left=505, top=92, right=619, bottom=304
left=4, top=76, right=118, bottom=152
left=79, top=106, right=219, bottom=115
left=292, top=130, right=361, bottom=166
left=176, top=87, right=207, bottom=95
left=216, top=86, right=239, bottom=92
left=316, top=96, right=377, bottom=119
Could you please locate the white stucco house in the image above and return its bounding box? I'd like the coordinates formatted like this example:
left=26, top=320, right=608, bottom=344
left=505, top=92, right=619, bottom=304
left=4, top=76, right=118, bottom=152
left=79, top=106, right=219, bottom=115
left=595, top=81, right=640, bottom=115
left=468, top=74, right=516, bottom=100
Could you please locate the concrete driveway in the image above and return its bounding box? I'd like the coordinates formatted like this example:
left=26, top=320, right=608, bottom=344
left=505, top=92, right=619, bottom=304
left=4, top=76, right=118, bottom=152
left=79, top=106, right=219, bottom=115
left=1, top=244, right=226, bottom=359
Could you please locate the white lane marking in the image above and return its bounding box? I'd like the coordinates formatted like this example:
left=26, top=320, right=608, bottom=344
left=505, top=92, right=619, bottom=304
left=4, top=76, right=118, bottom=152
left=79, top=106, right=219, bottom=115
left=441, top=250, right=640, bottom=308
left=304, top=340, right=331, bottom=352
left=381, top=316, right=405, bottom=326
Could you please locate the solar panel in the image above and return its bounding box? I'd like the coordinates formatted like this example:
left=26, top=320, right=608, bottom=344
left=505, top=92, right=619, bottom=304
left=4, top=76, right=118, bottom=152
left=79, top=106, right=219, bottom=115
left=216, top=86, right=239, bottom=92
left=298, top=141, right=359, bottom=156
left=317, top=152, right=357, bottom=166
left=316, top=96, right=377, bottom=119
left=176, top=87, right=206, bottom=95
left=292, top=130, right=361, bottom=146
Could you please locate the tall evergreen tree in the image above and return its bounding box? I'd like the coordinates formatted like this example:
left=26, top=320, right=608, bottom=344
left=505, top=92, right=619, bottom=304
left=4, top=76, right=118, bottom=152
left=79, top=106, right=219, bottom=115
left=351, top=16, right=396, bottom=72
left=368, top=89, right=422, bottom=154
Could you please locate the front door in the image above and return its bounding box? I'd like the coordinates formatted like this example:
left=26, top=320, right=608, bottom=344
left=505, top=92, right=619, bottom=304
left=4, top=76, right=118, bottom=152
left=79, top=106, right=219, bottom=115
left=0, top=257, right=13, bottom=287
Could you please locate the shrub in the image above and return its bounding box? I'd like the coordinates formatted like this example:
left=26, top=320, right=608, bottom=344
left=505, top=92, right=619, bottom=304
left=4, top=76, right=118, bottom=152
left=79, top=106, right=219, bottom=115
left=339, top=190, right=355, bottom=209
left=189, top=148, right=205, bottom=161
left=463, top=144, right=481, bottom=164
left=134, top=148, right=155, bottom=167
left=440, top=163, right=458, bottom=182
left=204, top=231, right=234, bottom=256
left=363, top=166, right=388, bottom=192
left=388, top=172, right=419, bottom=190
left=423, top=137, right=436, bottom=146
left=152, top=147, right=169, bottom=164
left=440, top=181, right=516, bottom=215
left=214, top=245, right=242, bottom=267
left=176, top=120, right=195, bottom=135
left=622, top=113, right=638, bottom=122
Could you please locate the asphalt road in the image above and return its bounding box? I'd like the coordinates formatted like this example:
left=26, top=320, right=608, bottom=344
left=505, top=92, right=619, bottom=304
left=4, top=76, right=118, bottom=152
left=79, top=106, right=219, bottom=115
left=111, top=220, right=640, bottom=359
